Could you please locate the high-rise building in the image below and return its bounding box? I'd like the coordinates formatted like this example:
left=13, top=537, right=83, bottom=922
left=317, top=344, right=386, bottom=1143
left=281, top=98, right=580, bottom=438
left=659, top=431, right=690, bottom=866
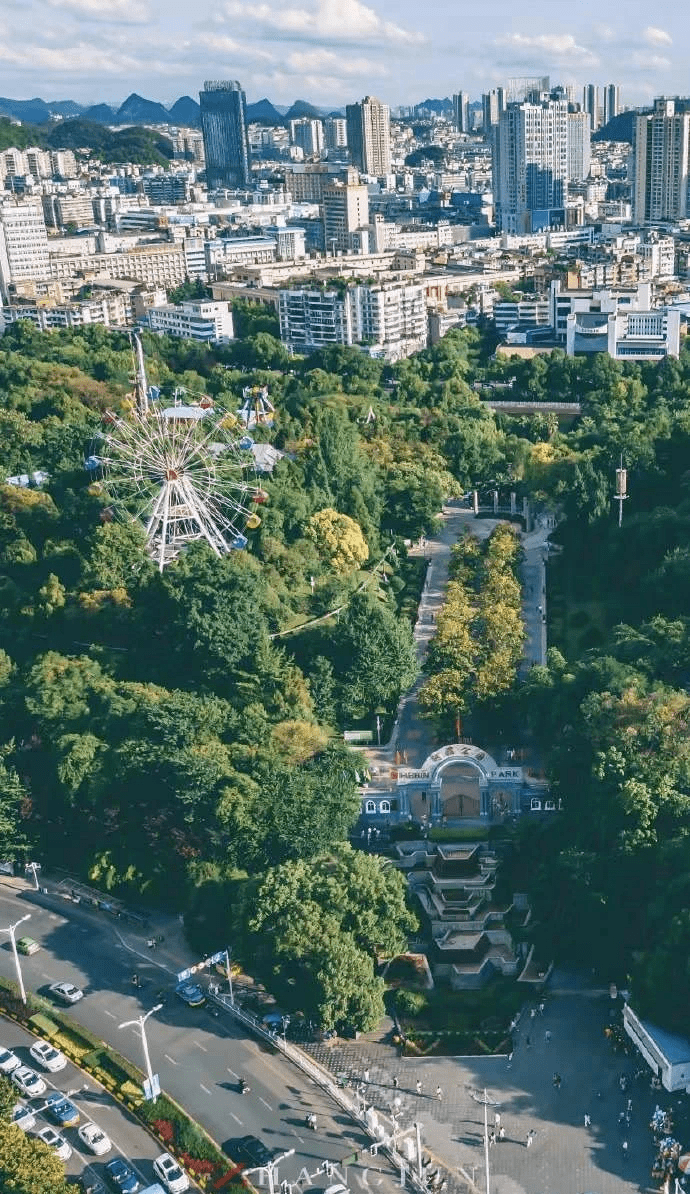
left=278, top=280, right=426, bottom=360
left=199, top=80, right=250, bottom=189
left=346, top=96, right=391, bottom=176
left=324, top=117, right=347, bottom=151
left=453, top=91, right=470, bottom=133
left=482, top=88, right=507, bottom=132
left=604, top=84, right=620, bottom=126
left=633, top=98, right=690, bottom=224
left=506, top=76, right=550, bottom=103
left=493, top=96, right=569, bottom=234
left=323, top=180, right=370, bottom=254
left=583, top=84, right=600, bottom=132
left=0, top=199, right=50, bottom=301
left=290, top=118, right=324, bottom=158
left=567, top=110, right=591, bottom=181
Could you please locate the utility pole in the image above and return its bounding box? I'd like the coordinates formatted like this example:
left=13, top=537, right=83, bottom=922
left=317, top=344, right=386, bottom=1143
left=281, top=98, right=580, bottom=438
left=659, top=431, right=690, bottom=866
left=615, top=457, right=628, bottom=528
left=119, top=1002, right=163, bottom=1101
left=224, top=947, right=234, bottom=1004
left=0, top=913, right=31, bottom=1004
left=468, top=1087, right=499, bottom=1194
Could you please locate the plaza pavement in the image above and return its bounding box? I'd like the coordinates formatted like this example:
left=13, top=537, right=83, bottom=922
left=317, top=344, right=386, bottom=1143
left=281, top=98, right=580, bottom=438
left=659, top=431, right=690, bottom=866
left=304, top=971, right=664, bottom=1194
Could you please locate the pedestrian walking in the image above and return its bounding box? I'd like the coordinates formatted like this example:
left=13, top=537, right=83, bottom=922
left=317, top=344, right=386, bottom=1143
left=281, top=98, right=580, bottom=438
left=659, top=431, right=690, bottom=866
left=436, top=1086, right=443, bottom=1101
left=622, top=1140, right=628, bottom=1160
left=584, top=1113, right=591, bottom=1127
left=553, top=1072, right=561, bottom=1089
left=627, top=1098, right=633, bottom=1113
left=416, top=1080, right=423, bottom=1096
left=393, top=1076, right=399, bottom=1089
left=506, top=1052, right=513, bottom=1068
left=530, top=1007, right=536, bottom=1019
left=544, top=1030, right=552, bottom=1043
left=539, top=1001, right=545, bottom=1015
left=526, top=1130, right=535, bottom=1148
left=498, top=1126, right=505, bottom=1142
left=363, top=1069, right=370, bottom=1084
left=494, top=1112, right=501, bottom=1128
left=525, top=1034, right=531, bottom=1048
left=489, top=1131, right=496, bottom=1147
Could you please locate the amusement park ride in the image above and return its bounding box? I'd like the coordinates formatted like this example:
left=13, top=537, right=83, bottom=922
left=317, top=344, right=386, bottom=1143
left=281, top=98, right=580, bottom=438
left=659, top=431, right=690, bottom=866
left=88, top=332, right=268, bottom=571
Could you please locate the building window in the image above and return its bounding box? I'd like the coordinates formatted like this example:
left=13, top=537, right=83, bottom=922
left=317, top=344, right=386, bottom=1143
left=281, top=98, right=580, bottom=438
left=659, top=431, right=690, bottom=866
left=530, top=798, right=542, bottom=811
left=380, top=800, right=390, bottom=814
left=365, top=800, right=376, bottom=814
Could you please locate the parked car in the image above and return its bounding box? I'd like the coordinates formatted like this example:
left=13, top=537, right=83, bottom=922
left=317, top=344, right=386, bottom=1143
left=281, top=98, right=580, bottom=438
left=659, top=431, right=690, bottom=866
left=48, top=980, right=84, bottom=1004
left=153, top=1151, right=189, bottom=1193
left=36, top=1125, right=72, bottom=1160
left=11, top=1101, right=36, bottom=1131
left=16, top=936, right=40, bottom=955
left=43, top=1091, right=80, bottom=1127
left=175, top=981, right=205, bottom=1007
left=29, top=1040, right=67, bottom=1072
left=0, top=1047, right=20, bottom=1074
left=11, top=1065, right=46, bottom=1097
left=236, top=1135, right=274, bottom=1168
left=104, top=1157, right=140, bottom=1193
left=78, top=1121, right=112, bottom=1156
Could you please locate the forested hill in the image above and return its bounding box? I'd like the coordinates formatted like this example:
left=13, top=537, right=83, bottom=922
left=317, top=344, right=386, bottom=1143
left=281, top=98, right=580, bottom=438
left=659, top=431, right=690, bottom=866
left=2, top=316, right=690, bottom=1031
left=0, top=116, right=173, bottom=164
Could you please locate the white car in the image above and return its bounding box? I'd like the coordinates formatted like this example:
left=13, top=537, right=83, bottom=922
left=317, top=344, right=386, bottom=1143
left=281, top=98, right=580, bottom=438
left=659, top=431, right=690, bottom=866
left=11, top=1065, right=47, bottom=1097
left=48, top=981, right=84, bottom=1004
left=78, top=1121, right=112, bottom=1155
left=153, top=1151, right=190, bottom=1193
left=36, top=1125, right=72, bottom=1160
left=29, top=1040, right=67, bottom=1072
left=0, top=1047, right=20, bottom=1074
left=11, top=1101, right=36, bottom=1131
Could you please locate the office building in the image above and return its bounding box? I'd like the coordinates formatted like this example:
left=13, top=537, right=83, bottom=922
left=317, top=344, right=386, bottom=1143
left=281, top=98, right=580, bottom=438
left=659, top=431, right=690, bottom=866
left=583, top=84, right=600, bottom=132
left=493, top=96, right=569, bottom=234
left=0, top=199, right=50, bottom=301
left=482, top=88, right=506, bottom=132
left=507, top=77, right=549, bottom=103
left=324, top=117, right=347, bottom=151
left=144, top=299, right=234, bottom=343
left=633, top=98, right=690, bottom=224
left=290, top=118, right=324, bottom=158
left=453, top=92, right=470, bottom=133
left=346, top=96, right=391, bottom=175
left=323, top=180, right=370, bottom=254
left=567, top=110, right=591, bottom=181
left=42, top=194, right=95, bottom=229
left=551, top=278, right=681, bottom=360
left=604, top=84, right=620, bottom=126
left=199, top=80, right=250, bottom=188
left=278, top=280, right=426, bottom=360
left=141, top=174, right=191, bottom=204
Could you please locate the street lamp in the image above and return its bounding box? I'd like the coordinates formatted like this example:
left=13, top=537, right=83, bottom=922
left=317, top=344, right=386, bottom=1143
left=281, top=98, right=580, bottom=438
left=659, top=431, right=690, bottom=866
left=0, top=913, right=31, bottom=1004
left=24, top=862, right=40, bottom=891
left=281, top=1015, right=290, bottom=1043
left=119, top=1002, right=163, bottom=1101
left=467, top=1087, right=499, bottom=1194
left=246, top=1147, right=295, bottom=1194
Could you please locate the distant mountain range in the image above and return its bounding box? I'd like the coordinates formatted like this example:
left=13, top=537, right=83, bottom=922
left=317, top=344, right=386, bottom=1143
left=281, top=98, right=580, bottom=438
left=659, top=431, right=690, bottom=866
left=0, top=93, right=346, bottom=128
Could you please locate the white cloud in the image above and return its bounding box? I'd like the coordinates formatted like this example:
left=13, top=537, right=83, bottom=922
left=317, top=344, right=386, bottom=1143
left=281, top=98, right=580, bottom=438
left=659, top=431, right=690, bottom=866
left=223, top=0, right=425, bottom=46
left=0, top=40, right=156, bottom=74
left=643, top=26, right=672, bottom=46
left=193, top=32, right=274, bottom=62
left=285, top=47, right=386, bottom=76
left=496, top=32, right=598, bottom=65
left=45, top=0, right=150, bottom=21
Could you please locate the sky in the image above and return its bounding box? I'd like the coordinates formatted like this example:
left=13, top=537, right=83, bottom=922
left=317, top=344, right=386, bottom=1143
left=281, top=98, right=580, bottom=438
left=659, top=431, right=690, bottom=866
left=0, top=0, right=687, bottom=110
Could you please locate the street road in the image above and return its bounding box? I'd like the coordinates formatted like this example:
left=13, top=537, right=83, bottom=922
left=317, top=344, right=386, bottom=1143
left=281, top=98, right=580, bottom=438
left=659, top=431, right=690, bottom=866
left=0, top=884, right=400, bottom=1194
left=2, top=1018, right=168, bottom=1190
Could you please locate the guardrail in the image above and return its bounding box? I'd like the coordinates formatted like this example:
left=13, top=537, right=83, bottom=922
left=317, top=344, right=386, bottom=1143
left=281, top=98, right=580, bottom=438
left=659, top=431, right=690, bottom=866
left=211, top=992, right=431, bottom=1194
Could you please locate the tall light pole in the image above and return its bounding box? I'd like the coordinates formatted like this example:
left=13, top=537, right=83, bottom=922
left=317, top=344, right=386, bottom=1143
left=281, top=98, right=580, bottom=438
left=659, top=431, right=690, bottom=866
left=119, top=1002, right=163, bottom=1101
left=0, top=913, right=31, bottom=1005
left=468, top=1086, right=499, bottom=1194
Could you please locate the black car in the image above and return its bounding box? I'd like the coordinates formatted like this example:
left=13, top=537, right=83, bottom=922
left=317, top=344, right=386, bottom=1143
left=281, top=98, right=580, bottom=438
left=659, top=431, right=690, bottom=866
left=104, top=1158, right=140, bottom=1193
left=236, top=1135, right=274, bottom=1168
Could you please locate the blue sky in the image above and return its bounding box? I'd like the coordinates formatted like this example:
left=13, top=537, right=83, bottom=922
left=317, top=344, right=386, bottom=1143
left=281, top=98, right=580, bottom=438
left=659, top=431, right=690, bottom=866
left=0, top=0, right=685, bottom=108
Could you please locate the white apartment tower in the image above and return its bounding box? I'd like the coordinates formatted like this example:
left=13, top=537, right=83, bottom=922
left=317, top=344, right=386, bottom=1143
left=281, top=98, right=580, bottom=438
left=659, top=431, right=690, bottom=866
left=346, top=96, right=391, bottom=176
left=278, top=280, right=426, bottom=361
left=290, top=118, right=324, bottom=158
left=567, top=110, right=591, bottom=181
left=493, top=96, right=569, bottom=234
left=324, top=117, right=347, bottom=151
left=322, top=180, right=370, bottom=254
left=633, top=98, right=690, bottom=224
left=0, top=200, right=50, bottom=302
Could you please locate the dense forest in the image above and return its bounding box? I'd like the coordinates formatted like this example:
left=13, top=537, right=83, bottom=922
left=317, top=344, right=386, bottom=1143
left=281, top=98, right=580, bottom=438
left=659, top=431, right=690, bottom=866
left=2, top=311, right=690, bottom=1029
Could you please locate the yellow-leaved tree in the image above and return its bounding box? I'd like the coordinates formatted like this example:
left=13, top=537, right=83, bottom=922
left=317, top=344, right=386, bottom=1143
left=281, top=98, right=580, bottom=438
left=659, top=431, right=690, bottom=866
left=307, top=508, right=369, bottom=574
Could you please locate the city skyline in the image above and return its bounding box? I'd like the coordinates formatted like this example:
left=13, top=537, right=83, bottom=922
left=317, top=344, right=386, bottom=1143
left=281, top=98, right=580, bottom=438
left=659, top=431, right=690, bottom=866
left=0, top=0, right=688, bottom=110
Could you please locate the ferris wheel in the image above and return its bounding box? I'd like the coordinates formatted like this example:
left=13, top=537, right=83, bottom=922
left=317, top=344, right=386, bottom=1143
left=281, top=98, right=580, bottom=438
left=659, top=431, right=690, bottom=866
left=92, top=334, right=259, bottom=572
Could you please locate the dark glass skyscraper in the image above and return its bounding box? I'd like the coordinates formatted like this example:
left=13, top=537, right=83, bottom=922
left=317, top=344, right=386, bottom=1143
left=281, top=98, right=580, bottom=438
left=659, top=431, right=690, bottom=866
left=199, top=80, right=250, bottom=189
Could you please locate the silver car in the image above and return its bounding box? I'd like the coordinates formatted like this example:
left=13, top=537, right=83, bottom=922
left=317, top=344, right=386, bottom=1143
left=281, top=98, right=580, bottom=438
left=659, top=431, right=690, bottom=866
left=11, top=1065, right=46, bottom=1097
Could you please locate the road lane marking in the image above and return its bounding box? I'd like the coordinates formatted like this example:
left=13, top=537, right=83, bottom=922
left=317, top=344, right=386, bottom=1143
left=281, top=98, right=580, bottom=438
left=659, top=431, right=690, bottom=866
left=227, top=1067, right=239, bottom=1079
left=164, top=1054, right=178, bottom=1065
left=259, top=1097, right=272, bottom=1111
left=230, top=1112, right=243, bottom=1125
left=290, top=1129, right=305, bottom=1143
left=41, top=973, right=54, bottom=981
left=192, top=1040, right=207, bottom=1052
left=200, top=1082, right=212, bottom=1095
left=103, top=1010, right=117, bottom=1019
